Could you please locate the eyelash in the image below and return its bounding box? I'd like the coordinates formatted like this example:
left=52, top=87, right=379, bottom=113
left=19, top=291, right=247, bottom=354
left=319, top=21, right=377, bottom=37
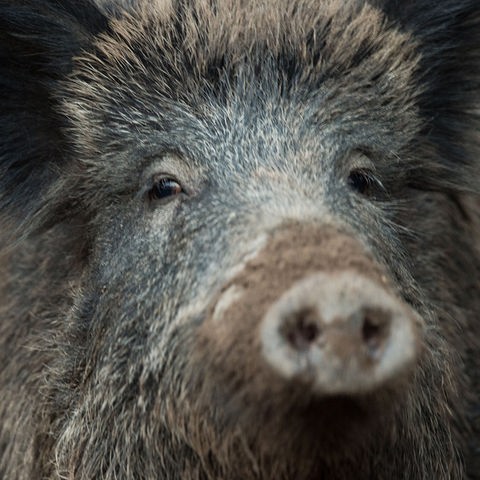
left=148, top=177, right=184, bottom=202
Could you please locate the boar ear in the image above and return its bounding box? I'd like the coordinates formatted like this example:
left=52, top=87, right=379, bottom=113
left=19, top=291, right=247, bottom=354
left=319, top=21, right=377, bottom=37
left=378, top=0, right=480, bottom=193
left=0, top=0, right=109, bottom=229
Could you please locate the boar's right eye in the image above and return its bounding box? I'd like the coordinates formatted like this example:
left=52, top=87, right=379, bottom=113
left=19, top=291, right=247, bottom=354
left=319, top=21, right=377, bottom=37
left=148, top=177, right=184, bottom=202
left=348, top=169, right=381, bottom=198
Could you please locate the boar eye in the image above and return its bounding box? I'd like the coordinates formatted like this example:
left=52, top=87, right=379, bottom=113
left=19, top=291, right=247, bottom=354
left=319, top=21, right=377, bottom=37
left=348, top=169, right=377, bottom=197
left=148, top=177, right=183, bottom=202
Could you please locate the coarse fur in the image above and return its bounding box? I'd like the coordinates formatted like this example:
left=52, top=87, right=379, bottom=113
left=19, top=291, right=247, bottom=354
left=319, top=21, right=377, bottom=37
left=0, top=0, right=479, bottom=479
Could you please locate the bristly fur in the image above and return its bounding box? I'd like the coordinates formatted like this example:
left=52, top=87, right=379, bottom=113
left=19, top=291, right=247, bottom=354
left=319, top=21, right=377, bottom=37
left=376, top=0, right=480, bottom=191
left=0, top=1, right=109, bottom=227
left=0, top=1, right=479, bottom=479
left=0, top=0, right=479, bottom=234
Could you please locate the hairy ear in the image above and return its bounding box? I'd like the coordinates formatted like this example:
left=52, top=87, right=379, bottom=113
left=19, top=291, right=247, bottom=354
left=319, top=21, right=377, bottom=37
left=0, top=0, right=109, bottom=229
left=375, top=0, right=480, bottom=193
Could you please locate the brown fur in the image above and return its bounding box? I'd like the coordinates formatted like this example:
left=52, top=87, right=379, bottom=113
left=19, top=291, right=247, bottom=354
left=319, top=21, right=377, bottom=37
left=0, top=0, right=479, bottom=478
left=187, top=225, right=414, bottom=479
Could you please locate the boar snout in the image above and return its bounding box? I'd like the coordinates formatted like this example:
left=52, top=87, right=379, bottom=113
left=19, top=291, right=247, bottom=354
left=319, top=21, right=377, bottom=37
left=261, top=270, right=421, bottom=395
left=194, top=225, right=423, bottom=439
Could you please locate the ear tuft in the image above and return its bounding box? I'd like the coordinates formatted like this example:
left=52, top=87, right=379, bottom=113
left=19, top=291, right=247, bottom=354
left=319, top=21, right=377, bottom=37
left=0, top=0, right=109, bottom=229
left=376, top=0, right=480, bottom=193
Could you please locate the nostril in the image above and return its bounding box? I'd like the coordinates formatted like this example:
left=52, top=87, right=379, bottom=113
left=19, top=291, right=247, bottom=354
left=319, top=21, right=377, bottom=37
left=281, top=307, right=320, bottom=351
left=361, top=309, right=391, bottom=357
left=362, top=317, right=382, bottom=343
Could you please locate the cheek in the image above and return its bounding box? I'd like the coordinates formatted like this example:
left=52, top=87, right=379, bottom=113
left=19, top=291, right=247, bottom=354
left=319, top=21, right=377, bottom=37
left=147, top=205, right=178, bottom=232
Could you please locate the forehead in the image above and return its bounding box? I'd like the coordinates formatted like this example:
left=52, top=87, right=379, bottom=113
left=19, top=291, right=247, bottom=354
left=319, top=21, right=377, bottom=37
left=64, top=0, right=421, bottom=171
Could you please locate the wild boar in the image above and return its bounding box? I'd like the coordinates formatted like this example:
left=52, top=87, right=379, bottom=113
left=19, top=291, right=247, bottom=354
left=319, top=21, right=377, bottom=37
left=0, top=0, right=479, bottom=478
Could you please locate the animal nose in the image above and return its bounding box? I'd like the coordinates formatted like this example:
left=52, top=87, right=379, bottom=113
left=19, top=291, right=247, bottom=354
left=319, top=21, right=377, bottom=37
left=261, top=270, right=421, bottom=395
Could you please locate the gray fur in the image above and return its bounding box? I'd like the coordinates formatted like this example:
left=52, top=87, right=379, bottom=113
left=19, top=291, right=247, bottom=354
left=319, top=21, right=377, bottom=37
left=0, top=0, right=479, bottom=478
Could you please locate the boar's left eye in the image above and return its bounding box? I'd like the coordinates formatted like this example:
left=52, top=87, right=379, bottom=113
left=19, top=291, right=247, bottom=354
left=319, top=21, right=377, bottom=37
left=148, top=177, right=184, bottom=202
left=348, top=169, right=379, bottom=197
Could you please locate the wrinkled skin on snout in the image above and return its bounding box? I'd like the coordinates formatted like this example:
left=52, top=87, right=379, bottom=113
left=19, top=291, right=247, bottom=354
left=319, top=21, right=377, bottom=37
left=0, top=1, right=479, bottom=480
